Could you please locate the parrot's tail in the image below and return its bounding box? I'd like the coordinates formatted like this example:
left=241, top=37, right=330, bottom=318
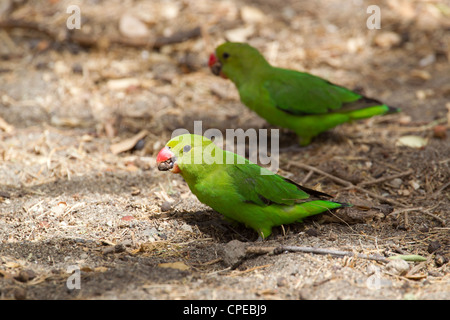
left=257, top=200, right=351, bottom=239
left=289, top=200, right=350, bottom=222
left=385, top=105, right=402, bottom=114
left=347, top=104, right=400, bottom=120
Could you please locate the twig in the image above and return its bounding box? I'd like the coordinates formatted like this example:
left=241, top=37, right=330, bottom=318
left=228, top=264, right=272, bottom=276
left=369, top=117, right=447, bottom=133
left=430, top=181, right=450, bottom=199
left=389, top=204, right=445, bottom=226
left=246, top=245, right=389, bottom=263
left=390, top=207, right=424, bottom=216
left=405, top=254, right=433, bottom=278
left=422, top=204, right=446, bottom=226
left=288, top=161, right=408, bottom=208
left=356, top=169, right=413, bottom=187
left=301, top=170, right=314, bottom=184
left=288, top=162, right=353, bottom=187
left=0, top=18, right=201, bottom=49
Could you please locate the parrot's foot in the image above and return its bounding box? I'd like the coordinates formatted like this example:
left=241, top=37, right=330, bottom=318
left=297, top=136, right=313, bottom=146
left=256, top=228, right=272, bottom=241
left=256, top=235, right=264, bottom=242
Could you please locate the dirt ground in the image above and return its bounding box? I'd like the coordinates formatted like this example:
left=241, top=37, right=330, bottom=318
left=0, top=0, right=449, bottom=300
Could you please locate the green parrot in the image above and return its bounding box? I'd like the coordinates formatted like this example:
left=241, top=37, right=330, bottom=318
left=156, top=134, right=349, bottom=239
left=209, top=42, right=400, bottom=145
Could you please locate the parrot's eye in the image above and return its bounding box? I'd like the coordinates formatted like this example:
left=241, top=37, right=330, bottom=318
left=222, top=52, right=230, bottom=60
left=183, top=145, right=191, bottom=153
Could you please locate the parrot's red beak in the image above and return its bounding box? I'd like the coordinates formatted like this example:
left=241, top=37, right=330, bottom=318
left=156, top=146, right=180, bottom=173
left=208, top=53, right=227, bottom=79
left=208, top=53, right=218, bottom=68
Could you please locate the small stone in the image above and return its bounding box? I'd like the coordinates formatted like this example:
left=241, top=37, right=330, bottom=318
left=119, top=13, right=150, bottom=38
left=276, top=277, right=288, bottom=287
left=433, top=125, right=447, bottom=139
left=427, top=241, right=441, bottom=253
left=224, top=26, right=254, bottom=43
left=114, top=244, right=126, bottom=253
left=409, top=180, right=420, bottom=190
left=14, top=269, right=37, bottom=283
left=435, top=255, right=448, bottom=267
left=305, top=228, right=319, bottom=237
left=72, top=63, right=83, bottom=74
left=390, top=178, right=403, bottom=188
left=374, top=31, right=401, bottom=49
left=102, top=246, right=115, bottom=255
left=386, top=259, right=410, bottom=275
left=181, top=224, right=193, bottom=233
left=240, top=6, right=266, bottom=24
left=160, top=201, right=173, bottom=212
left=220, top=240, right=247, bottom=268
left=419, top=54, right=435, bottom=67
left=13, top=288, right=27, bottom=300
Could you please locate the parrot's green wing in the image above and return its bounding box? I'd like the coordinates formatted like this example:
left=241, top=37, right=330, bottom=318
left=264, top=69, right=363, bottom=115
left=226, top=154, right=331, bottom=206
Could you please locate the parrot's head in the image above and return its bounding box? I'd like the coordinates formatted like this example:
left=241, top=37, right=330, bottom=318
left=157, top=134, right=218, bottom=175
left=209, top=42, right=269, bottom=85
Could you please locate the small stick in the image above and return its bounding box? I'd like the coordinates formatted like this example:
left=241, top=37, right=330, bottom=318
left=288, top=162, right=352, bottom=187
left=405, top=254, right=433, bottom=278
left=390, top=207, right=424, bottom=216
left=353, top=186, right=407, bottom=207
left=288, top=161, right=408, bottom=208
left=300, top=170, right=313, bottom=184
left=356, top=169, right=414, bottom=187
left=390, top=205, right=445, bottom=226
left=0, top=19, right=202, bottom=49
left=422, top=205, right=446, bottom=226
left=246, top=245, right=389, bottom=263
left=430, top=181, right=450, bottom=199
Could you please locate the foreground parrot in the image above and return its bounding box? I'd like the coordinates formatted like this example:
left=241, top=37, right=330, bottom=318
left=209, top=42, right=400, bottom=145
left=156, top=134, right=349, bottom=239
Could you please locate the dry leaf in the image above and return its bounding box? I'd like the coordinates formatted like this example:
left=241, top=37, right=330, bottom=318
left=0, top=116, right=14, bottom=133
left=433, top=125, right=447, bottom=139
left=240, top=6, right=266, bottom=24
left=158, top=261, right=190, bottom=271
left=110, top=130, right=148, bottom=154
left=94, top=267, right=108, bottom=272
left=119, top=13, right=150, bottom=38
left=374, top=31, right=401, bottom=49
left=225, top=26, right=254, bottom=42
left=107, top=78, right=141, bottom=91
left=5, top=261, right=21, bottom=268
left=396, top=135, right=428, bottom=148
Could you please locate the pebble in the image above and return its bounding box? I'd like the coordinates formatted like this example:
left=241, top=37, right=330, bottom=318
left=240, top=6, right=266, bottom=24
left=374, top=31, right=401, bottom=49
left=160, top=201, right=173, bottom=212
left=13, top=288, right=27, bottom=300
left=220, top=240, right=247, bottom=268
left=181, top=224, right=193, bottom=233
left=433, top=125, right=447, bottom=139
left=119, top=13, right=150, bottom=38
left=386, top=259, right=410, bottom=276
left=14, top=269, right=37, bottom=283
left=72, top=63, right=83, bottom=74
left=428, top=241, right=442, bottom=254
left=435, top=255, right=447, bottom=267
left=390, top=178, right=403, bottom=188
left=305, top=228, right=319, bottom=237
left=276, top=277, right=288, bottom=287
